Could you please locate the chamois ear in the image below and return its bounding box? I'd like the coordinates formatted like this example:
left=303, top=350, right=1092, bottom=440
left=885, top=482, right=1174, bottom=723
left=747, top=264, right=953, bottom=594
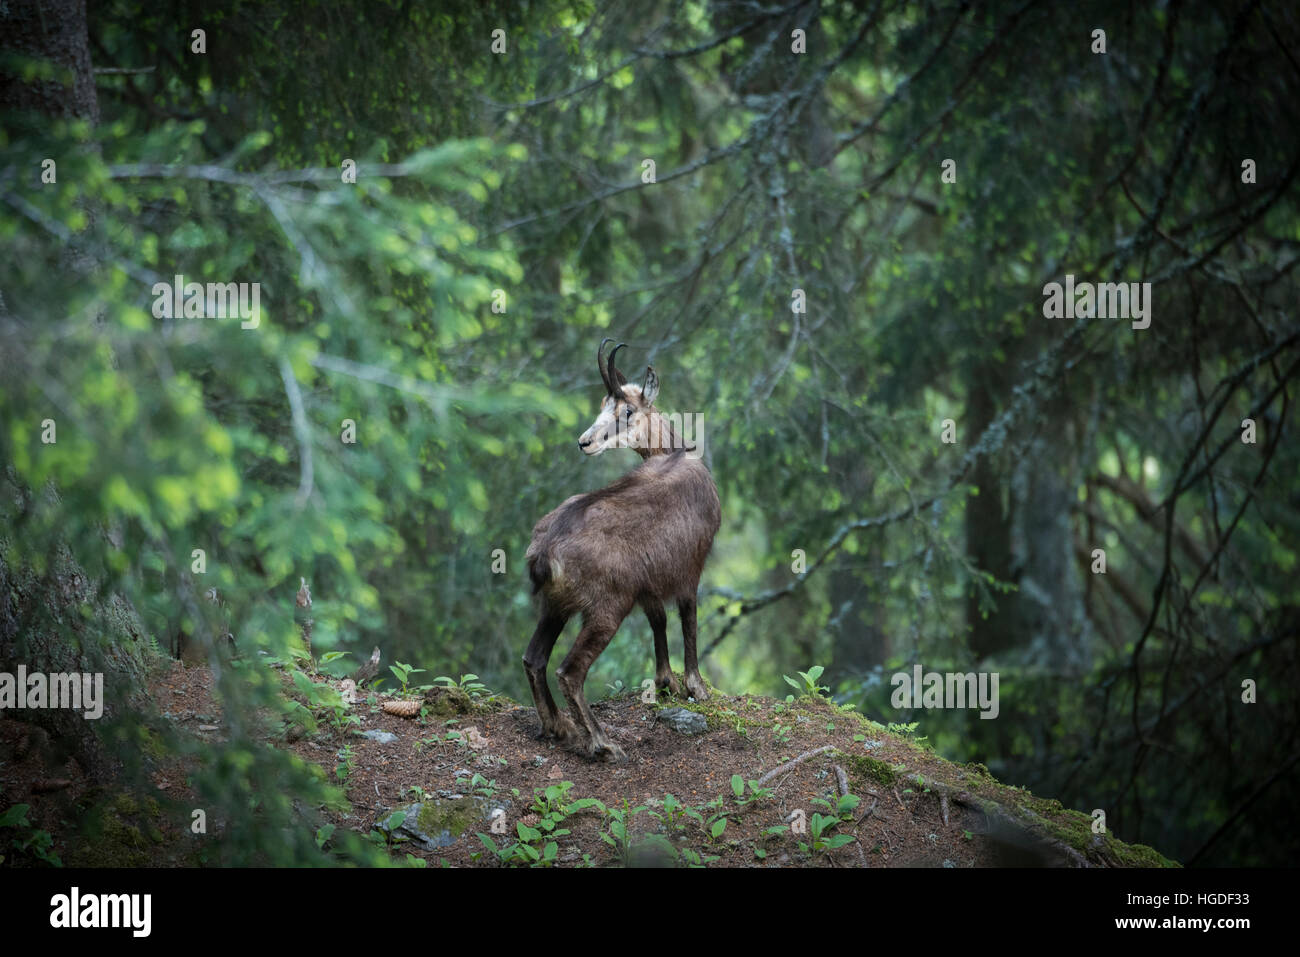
left=641, top=366, right=659, bottom=405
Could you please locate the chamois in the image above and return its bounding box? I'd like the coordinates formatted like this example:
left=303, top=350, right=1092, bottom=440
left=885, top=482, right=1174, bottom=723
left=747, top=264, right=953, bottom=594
left=523, top=340, right=721, bottom=762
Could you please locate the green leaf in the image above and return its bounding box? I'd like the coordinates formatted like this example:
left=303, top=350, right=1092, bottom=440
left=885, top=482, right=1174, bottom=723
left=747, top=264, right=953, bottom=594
left=731, top=774, right=745, bottom=799
left=0, top=805, right=31, bottom=828
left=315, top=823, right=336, bottom=848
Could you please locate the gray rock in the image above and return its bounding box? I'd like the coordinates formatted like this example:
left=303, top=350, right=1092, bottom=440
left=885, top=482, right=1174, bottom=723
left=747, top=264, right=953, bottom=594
left=360, top=729, right=398, bottom=744
left=659, top=708, right=708, bottom=735
left=376, top=795, right=511, bottom=850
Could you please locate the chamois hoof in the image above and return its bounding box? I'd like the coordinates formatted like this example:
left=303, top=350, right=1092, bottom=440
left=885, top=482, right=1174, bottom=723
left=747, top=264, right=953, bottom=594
left=686, top=675, right=709, bottom=701
left=657, top=674, right=682, bottom=697
left=592, top=741, right=627, bottom=764
left=544, top=712, right=582, bottom=744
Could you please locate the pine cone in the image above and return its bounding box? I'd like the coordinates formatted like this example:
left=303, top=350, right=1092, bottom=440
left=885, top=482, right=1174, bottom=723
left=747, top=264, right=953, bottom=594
left=382, top=699, right=421, bottom=718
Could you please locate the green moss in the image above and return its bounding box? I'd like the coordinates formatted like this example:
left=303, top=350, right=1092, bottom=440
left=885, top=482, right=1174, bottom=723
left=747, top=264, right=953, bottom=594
left=1013, top=793, right=1179, bottom=867
left=416, top=797, right=478, bottom=838
left=420, top=685, right=515, bottom=718
left=651, top=679, right=739, bottom=730
left=137, top=726, right=167, bottom=761
left=423, top=686, right=473, bottom=717
left=847, top=754, right=900, bottom=789
left=66, top=790, right=172, bottom=866
left=112, top=793, right=139, bottom=816
left=1112, top=840, right=1179, bottom=868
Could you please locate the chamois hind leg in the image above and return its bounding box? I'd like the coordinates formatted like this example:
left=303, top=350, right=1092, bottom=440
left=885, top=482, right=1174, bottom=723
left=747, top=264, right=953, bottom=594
left=678, top=596, right=709, bottom=700
left=523, top=612, right=579, bottom=742
left=556, top=613, right=627, bottom=762
left=641, top=598, right=681, bottom=696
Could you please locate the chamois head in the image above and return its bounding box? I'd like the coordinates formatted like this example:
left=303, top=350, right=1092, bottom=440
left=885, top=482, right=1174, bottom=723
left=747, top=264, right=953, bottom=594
left=578, top=339, right=666, bottom=456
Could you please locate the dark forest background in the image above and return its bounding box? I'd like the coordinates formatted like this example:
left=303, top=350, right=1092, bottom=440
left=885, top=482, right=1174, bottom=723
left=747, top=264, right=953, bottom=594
left=2, top=0, right=1298, bottom=867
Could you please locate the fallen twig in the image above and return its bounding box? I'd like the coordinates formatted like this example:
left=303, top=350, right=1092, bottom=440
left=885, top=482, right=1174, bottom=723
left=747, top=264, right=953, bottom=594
left=756, top=745, right=836, bottom=787
left=858, top=798, right=878, bottom=825
left=833, top=764, right=850, bottom=797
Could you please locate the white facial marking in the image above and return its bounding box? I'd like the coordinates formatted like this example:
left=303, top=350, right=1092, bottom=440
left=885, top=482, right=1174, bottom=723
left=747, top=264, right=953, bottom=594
left=579, top=386, right=646, bottom=455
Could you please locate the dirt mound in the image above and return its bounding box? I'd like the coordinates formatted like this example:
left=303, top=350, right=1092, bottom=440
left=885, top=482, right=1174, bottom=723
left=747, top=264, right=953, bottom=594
left=3, top=662, right=1177, bottom=867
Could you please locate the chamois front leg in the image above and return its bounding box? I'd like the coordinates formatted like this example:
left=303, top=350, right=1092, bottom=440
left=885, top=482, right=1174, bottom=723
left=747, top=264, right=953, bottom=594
left=641, top=598, right=681, bottom=696
left=523, top=613, right=580, bottom=743
left=556, top=616, right=626, bottom=762
left=678, top=596, right=709, bottom=701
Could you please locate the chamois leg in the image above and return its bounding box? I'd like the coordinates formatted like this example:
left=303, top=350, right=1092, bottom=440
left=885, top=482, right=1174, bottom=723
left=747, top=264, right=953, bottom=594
left=556, top=616, right=626, bottom=762
left=523, top=613, right=579, bottom=742
left=641, top=598, right=681, bottom=696
left=678, top=596, right=709, bottom=700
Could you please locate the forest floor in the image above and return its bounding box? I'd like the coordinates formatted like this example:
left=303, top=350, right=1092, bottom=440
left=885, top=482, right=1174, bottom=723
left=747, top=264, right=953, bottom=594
left=2, top=659, right=1177, bottom=868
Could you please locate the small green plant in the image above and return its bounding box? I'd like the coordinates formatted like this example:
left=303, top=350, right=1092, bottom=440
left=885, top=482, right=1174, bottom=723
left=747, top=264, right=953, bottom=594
left=389, top=661, right=426, bottom=695
left=679, top=847, right=720, bottom=867
left=708, top=816, right=728, bottom=841
left=783, top=665, right=830, bottom=699
left=717, top=707, right=747, bottom=735
left=315, top=823, right=336, bottom=850
left=656, top=792, right=702, bottom=831
left=601, top=800, right=648, bottom=859
left=692, top=795, right=729, bottom=843
left=0, top=804, right=61, bottom=866
left=731, top=774, right=775, bottom=806
left=286, top=667, right=348, bottom=734
left=772, top=721, right=792, bottom=745
left=406, top=785, right=426, bottom=800
left=433, top=673, right=489, bottom=697
left=318, top=650, right=352, bottom=673
left=373, top=809, right=410, bottom=850
left=812, top=791, right=862, bottom=822
left=886, top=720, right=929, bottom=747
left=335, top=743, right=355, bottom=783
left=477, top=781, right=600, bottom=867
left=799, top=812, right=855, bottom=856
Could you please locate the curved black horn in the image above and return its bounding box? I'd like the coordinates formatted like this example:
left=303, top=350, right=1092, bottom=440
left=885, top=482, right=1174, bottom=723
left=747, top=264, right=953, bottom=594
left=607, top=342, right=629, bottom=396
left=597, top=337, right=615, bottom=393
